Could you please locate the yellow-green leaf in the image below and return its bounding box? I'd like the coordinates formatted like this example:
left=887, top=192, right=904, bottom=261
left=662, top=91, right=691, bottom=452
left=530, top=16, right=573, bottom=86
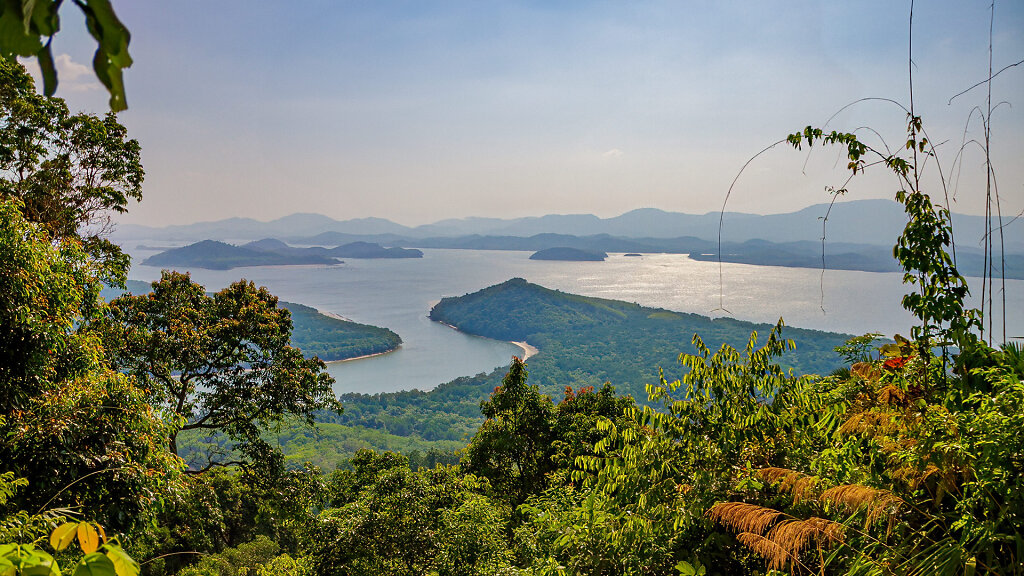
left=73, top=553, right=116, bottom=576
left=103, top=546, right=138, bottom=576
left=0, top=557, right=17, bottom=576
left=50, top=522, right=78, bottom=551
left=19, top=548, right=59, bottom=576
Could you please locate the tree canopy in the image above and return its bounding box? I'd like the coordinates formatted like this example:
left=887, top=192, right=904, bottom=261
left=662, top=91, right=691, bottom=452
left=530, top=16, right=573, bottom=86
left=0, top=58, right=142, bottom=283
left=99, top=271, right=340, bottom=469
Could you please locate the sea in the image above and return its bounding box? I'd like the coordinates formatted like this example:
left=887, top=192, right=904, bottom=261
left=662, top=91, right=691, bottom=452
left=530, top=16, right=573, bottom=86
left=125, top=247, right=1024, bottom=395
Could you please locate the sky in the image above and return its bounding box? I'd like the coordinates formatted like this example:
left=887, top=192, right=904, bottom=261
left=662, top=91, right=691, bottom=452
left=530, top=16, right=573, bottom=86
left=25, top=0, right=1024, bottom=227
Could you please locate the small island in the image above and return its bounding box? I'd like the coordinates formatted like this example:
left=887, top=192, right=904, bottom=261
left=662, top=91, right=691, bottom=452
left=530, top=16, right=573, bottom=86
left=529, top=247, right=607, bottom=261
left=101, top=280, right=402, bottom=362
left=328, top=241, right=423, bottom=259
left=143, top=239, right=423, bottom=269
left=624, top=253, right=643, bottom=257
left=142, top=240, right=338, bottom=270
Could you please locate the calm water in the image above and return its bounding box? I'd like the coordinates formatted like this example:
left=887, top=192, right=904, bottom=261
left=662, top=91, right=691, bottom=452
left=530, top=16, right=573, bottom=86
left=127, top=248, right=1023, bottom=394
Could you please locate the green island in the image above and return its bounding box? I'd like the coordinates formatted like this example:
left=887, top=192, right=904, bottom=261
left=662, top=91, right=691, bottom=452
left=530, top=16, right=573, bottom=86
left=142, top=239, right=422, bottom=270
left=103, top=280, right=402, bottom=362
left=142, top=239, right=338, bottom=269
left=431, top=278, right=848, bottom=391
left=245, top=239, right=424, bottom=260
left=529, top=247, right=608, bottom=261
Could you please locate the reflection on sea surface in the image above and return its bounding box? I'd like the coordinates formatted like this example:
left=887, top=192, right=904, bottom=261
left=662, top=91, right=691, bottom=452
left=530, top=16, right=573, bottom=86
left=128, top=248, right=1023, bottom=394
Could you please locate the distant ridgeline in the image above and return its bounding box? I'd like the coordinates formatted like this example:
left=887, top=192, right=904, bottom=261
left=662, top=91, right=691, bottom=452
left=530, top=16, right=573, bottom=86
left=101, top=280, right=401, bottom=362
left=141, top=238, right=422, bottom=270
left=117, top=200, right=1024, bottom=277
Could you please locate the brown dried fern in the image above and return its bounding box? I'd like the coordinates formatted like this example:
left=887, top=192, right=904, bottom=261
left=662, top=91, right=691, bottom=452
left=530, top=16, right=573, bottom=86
left=736, top=532, right=792, bottom=572
left=839, top=411, right=901, bottom=436
left=706, top=501, right=783, bottom=536
left=820, top=484, right=902, bottom=525
left=877, top=385, right=908, bottom=406
left=767, top=516, right=845, bottom=558
left=759, top=467, right=820, bottom=503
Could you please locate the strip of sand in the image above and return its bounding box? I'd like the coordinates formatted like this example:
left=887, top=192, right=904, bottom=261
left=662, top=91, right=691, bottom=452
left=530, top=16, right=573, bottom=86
left=436, top=321, right=539, bottom=361
left=511, top=341, right=539, bottom=361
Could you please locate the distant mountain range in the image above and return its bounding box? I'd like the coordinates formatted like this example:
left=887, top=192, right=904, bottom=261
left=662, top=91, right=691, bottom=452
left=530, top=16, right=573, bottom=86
left=113, top=199, right=1023, bottom=251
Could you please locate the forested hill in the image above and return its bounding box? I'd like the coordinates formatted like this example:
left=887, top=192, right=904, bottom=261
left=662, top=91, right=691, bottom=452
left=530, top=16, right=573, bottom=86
left=430, top=278, right=850, bottom=398
left=102, top=281, right=401, bottom=362
left=280, top=301, right=401, bottom=361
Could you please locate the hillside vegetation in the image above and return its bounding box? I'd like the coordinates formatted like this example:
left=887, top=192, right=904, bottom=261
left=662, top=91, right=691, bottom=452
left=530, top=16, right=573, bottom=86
left=103, top=280, right=402, bottom=362
left=431, top=278, right=849, bottom=392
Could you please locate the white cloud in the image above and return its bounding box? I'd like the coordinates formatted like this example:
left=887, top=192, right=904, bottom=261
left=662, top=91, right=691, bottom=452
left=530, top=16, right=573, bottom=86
left=16, top=54, right=101, bottom=93
left=55, top=54, right=101, bottom=92
left=602, top=148, right=623, bottom=158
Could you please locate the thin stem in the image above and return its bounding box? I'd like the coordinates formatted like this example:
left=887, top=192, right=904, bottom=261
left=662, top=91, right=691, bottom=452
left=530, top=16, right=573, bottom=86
left=715, top=139, right=787, bottom=314
left=37, top=467, right=129, bottom=514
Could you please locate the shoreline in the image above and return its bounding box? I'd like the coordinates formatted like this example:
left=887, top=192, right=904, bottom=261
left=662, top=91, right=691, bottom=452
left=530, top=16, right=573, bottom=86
left=436, top=320, right=539, bottom=361
left=319, top=309, right=355, bottom=323
left=511, top=340, right=539, bottom=361
left=325, top=345, right=401, bottom=365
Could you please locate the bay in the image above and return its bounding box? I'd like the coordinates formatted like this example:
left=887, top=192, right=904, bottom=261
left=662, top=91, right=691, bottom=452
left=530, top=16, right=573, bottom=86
left=127, top=247, right=1023, bottom=394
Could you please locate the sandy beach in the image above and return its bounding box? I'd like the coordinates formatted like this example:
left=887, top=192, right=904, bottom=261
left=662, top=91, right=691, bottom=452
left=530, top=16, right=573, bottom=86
left=436, top=320, right=539, bottom=361
left=511, top=341, right=539, bottom=361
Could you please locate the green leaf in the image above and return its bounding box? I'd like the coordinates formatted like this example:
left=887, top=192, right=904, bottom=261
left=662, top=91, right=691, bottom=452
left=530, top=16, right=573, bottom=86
left=0, top=5, right=44, bottom=55
left=36, top=38, right=56, bottom=95
left=21, top=0, right=38, bottom=33
left=79, top=0, right=131, bottom=111
left=102, top=546, right=138, bottom=576
left=0, top=557, right=16, bottom=576
left=73, top=553, right=116, bottom=576
left=20, top=548, right=59, bottom=576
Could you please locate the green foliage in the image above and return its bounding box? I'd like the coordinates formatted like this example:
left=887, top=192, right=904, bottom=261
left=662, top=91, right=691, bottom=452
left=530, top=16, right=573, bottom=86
left=430, top=278, right=849, bottom=401
left=330, top=369, right=505, bottom=442
left=0, top=0, right=132, bottom=110
left=463, top=358, right=554, bottom=507
left=98, top=271, right=339, bottom=469
left=530, top=324, right=817, bottom=574
left=175, top=419, right=463, bottom=473
left=102, top=282, right=402, bottom=364
left=0, top=59, right=142, bottom=282
left=309, top=451, right=516, bottom=576
left=176, top=536, right=283, bottom=576
left=0, top=197, right=101, bottom=408
left=0, top=199, right=181, bottom=533
left=281, top=301, right=400, bottom=362
left=1, top=520, right=139, bottom=576
left=786, top=118, right=980, bottom=358
left=142, top=465, right=326, bottom=576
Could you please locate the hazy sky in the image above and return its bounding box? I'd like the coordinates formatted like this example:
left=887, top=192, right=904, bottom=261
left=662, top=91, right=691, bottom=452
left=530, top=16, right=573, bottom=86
left=28, top=1, right=1024, bottom=227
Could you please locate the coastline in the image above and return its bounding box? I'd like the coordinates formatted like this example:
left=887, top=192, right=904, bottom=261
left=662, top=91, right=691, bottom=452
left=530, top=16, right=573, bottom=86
left=319, top=309, right=355, bottom=323
left=325, top=345, right=401, bottom=365
left=511, top=340, right=539, bottom=361
left=436, top=320, right=539, bottom=361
